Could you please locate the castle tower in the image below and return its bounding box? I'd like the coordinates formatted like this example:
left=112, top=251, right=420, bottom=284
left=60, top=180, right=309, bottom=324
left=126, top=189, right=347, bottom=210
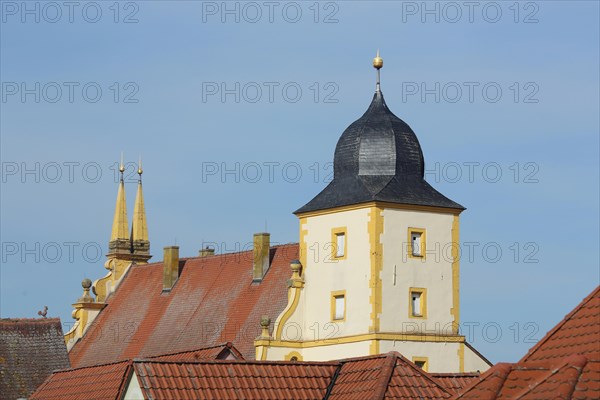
left=257, top=53, right=491, bottom=373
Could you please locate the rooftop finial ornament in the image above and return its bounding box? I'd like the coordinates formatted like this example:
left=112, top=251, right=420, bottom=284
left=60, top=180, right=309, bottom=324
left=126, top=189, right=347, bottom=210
left=119, top=151, right=125, bottom=180
left=137, top=155, right=143, bottom=178
left=373, top=49, right=383, bottom=92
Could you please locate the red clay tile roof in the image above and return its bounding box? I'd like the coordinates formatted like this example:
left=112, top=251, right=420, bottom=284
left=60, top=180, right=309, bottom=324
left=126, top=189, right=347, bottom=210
left=453, top=355, right=600, bottom=400
left=521, top=286, right=600, bottom=362
left=69, top=244, right=298, bottom=367
left=29, top=360, right=132, bottom=400
left=0, top=318, right=70, bottom=400
left=430, top=372, right=480, bottom=394
left=32, top=352, right=456, bottom=400
left=147, top=342, right=244, bottom=362
left=134, top=359, right=339, bottom=399
left=328, top=352, right=452, bottom=400
left=453, top=286, right=600, bottom=400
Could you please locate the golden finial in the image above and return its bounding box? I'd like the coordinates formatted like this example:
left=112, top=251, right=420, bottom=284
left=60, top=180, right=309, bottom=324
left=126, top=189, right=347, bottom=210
left=119, top=152, right=125, bottom=173
left=137, top=155, right=143, bottom=176
left=373, top=50, right=383, bottom=92
left=373, top=49, right=383, bottom=70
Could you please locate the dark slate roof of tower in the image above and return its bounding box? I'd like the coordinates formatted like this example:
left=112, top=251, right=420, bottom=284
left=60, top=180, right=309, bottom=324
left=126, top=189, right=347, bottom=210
left=295, top=91, right=464, bottom=214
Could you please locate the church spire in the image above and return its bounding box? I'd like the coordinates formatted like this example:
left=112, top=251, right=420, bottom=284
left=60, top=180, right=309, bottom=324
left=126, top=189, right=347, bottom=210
left=109, top=153, right=130, bottom=252
left=131, top=156, right=151, bottom=263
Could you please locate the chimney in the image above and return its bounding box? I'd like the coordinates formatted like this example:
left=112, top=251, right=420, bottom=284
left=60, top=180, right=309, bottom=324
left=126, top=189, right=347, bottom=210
left=163, top=246, right=179, bottom=291
left=199, top=246, right=215, bottom=257
left=253, top=233, right=270, bottom=282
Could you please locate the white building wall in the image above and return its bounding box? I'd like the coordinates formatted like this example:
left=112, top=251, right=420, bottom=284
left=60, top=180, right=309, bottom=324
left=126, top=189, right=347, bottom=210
left=295, top=208, right=372, bottom=341
left=379, top=339, right=461, bottom=372
left=380, top=209, right=456, bottom=333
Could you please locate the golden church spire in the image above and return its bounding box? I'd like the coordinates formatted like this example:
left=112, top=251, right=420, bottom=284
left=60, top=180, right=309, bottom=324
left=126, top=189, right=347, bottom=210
left=131, top=156, right=151, bottom=263
left=109, top=153, right=129, bottom=249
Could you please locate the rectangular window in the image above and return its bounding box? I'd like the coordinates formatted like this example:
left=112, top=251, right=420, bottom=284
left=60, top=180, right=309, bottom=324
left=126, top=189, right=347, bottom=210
left=409, top=288, right=427, bottom=318
left=336, top=233, right=345, bottom=258
left=411, top=292, right=421, bottom=316
left=408, top=228, right=426, bottom=259
left=412, top=357, right=429, bottom=372
left=331, top=227, right=347, bottom=260
left=411, top=233, right=421, bottom=256
left=331, top=290, right=346, bottom=321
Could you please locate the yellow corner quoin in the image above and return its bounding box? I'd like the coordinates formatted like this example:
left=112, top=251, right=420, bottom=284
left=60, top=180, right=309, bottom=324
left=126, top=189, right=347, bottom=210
left=451, top=215, right=461, bottom=333
left=368, top=206, right=384, bottom=333
left=299, top=217, right=308, bottom=267
left=407, top=227, right=426, bottom=260
left=330, top=290, right=347, bottom=322
left=409, top=287, right=427, bottom=319
left=330, top=227, right=348, bottom=260
left=412, top=356, right=429, bottom=372
left=458, top=342, right=465, bottom=372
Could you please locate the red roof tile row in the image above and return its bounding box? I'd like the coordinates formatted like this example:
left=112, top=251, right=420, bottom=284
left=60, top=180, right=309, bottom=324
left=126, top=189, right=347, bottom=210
left=453, top=355, right=599, bottom=400
left=29, top=360, right=132, bottom=400
left=453, top=285, right=600, bottom=400
left=31, top=351, right=457, bottom=400
left=521, top=286, right=600, bottom=363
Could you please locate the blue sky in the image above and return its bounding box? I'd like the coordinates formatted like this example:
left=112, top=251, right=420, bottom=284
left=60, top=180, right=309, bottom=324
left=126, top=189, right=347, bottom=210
left=1, top=1, right=598, bottom=363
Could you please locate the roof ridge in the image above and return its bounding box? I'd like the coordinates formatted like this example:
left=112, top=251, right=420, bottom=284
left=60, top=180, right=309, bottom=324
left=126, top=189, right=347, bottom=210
left=133, top=358, right=341, bottom=366
left=137, top=242, right=300, bottom=267
left=0, top=317, right=62, bottom=323
left=50, top=358, right=132, bottom=374
left=520, top=285, right=600, bottom=362
left=375, top=352, right=400, bottom=400
left=394, top=352, right=454, bottom=397
left=455, top=362, right=512, bottom=399
left=146, top=342, right=236, bottom=359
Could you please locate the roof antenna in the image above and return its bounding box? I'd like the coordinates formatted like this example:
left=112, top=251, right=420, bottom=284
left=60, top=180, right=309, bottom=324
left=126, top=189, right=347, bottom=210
left=265, top=219, right=268, bottom=233
left=373, top=49, right=383, bottom=93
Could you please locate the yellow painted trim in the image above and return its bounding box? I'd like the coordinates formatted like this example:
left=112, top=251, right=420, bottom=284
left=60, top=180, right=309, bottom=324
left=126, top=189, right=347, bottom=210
left=331, top=290, right=346, bottom=322
left=458, top=342, right=465, bottom=372
left=261, top=332, right=465, bottom=349
left=274, top=285, right=302, bottom=339
left=451, top=215, right=460, bottom=333
left=299, top=217, right=307, bottom=268
left=296, top=201, right=462, bottom=219
left=409, top=287, right=427, bottom=319
left=330, top=227, right=348, bottom=260
left=412, top=356, right=429, bottom=372
left=284, top=351, right=303, bottom=361
left=407, top=227, right=426, bottom=260
left=369, top=339, right=380, bottom=355
left=258, top=345, right=268, bottom=360
left=368, top=206, right=384, bottom=333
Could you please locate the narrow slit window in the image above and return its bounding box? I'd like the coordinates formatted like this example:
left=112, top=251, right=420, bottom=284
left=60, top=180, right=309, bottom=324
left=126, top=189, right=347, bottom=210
left=411, top=292, right=422, bottom=316
left=411, top=232, right=421, bottom=256
left=334, top=295, right=345, bottom=320
left=336, top=233, right=345, bottom=258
